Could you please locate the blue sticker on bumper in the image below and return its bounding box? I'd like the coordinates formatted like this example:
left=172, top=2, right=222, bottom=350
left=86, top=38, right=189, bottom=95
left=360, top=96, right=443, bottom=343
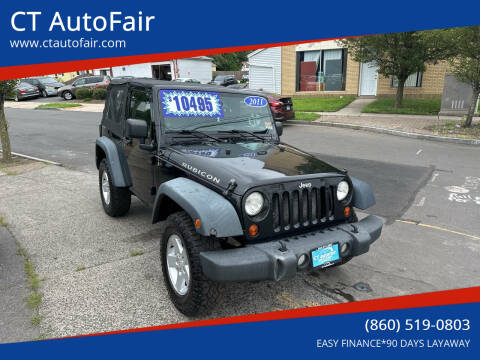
left=312, top=244, right=340, bottom=268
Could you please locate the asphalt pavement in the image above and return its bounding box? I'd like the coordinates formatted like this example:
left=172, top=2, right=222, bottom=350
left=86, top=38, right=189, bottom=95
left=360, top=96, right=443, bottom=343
left=1, top=108, right=479, bottom=340
left=0, top=227, right=40, bottom=343
left=6, top=108, right=100, bottom=172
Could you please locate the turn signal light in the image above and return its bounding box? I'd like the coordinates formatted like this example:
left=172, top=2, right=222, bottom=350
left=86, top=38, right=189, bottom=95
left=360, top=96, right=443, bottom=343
left=249, top=224, right=259, bottom=237
left=344, top=206, right=351, bottom=217
left=194, top=218, right=201, bottom=229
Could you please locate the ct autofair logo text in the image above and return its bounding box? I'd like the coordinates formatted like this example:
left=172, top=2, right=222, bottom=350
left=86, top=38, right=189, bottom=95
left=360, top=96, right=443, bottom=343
left=181, top=162, right=220, bottom=184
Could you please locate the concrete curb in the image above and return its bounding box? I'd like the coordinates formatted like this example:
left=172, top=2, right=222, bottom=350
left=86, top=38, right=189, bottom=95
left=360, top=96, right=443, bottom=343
left=0, top=150, right=62, bottom=166
left=288, top=120, right=480, bottom=146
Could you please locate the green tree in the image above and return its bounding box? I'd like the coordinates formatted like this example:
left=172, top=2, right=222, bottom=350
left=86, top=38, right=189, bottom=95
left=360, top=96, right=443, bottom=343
left=447, top=26, right=480, bottom=128
left=211, top=51, right=250, bottom=71
left=341, top=31, right=451, bottom=108
left=0, top=80, right=17, bottom=162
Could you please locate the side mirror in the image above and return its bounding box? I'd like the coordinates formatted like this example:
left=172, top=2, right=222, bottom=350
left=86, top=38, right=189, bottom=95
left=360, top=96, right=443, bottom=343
left=126, top=118, right=148, bottom=139
left=275, top=121, right=283, bottom=137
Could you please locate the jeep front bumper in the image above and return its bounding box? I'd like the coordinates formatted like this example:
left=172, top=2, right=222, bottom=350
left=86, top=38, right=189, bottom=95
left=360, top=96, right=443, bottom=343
left=199, top=215, right=383, bottom=282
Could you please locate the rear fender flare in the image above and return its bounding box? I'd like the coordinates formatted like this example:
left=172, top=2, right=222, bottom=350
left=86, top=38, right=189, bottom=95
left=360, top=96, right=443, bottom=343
left=95, top=136, right=132, bottom=188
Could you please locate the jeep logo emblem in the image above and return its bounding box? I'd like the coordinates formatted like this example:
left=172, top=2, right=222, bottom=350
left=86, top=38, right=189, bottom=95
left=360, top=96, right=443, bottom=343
left=299, top=182, right=312, bottom=189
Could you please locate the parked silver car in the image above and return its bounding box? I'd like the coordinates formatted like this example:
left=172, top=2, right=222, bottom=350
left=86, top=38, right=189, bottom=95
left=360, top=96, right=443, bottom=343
left=9, top=82, right=40, bottom=101
left=22, top=77, right=65, bottom=97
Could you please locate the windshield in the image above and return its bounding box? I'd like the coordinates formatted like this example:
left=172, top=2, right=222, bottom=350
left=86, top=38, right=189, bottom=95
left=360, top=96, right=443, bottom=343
left=214, top=76, right=225, bottom=82
left=160, top=90, right=275, bottom=138
left=38, top=77, right=58, bottom=84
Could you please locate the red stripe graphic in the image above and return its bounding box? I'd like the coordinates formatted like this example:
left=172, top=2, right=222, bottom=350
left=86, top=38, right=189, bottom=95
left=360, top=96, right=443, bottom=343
left=0, top=36, right=363, bottom=81
left=63, top=286, right=479, bottom=340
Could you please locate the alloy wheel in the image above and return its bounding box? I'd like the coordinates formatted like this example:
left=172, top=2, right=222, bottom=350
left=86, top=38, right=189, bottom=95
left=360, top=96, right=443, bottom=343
left=166, top=234, right=190, bottom=296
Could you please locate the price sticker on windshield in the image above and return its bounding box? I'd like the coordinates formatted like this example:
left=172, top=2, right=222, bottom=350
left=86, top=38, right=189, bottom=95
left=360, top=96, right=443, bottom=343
left=160, top=90, right=224, bottom=118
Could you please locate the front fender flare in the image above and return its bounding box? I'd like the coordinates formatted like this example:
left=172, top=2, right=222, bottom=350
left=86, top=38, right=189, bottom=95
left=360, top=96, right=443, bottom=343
left=351, top=177, right=376, bottom=210
left=95, top=137, right=132, bottom=188
left=152, top=177, right=244, bottom=238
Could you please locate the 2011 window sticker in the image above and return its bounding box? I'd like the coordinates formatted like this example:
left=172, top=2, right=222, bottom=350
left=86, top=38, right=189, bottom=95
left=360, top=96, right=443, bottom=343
left=160, top=90, right=224, bottom=117
left=244, top=95, right=268, bottom=107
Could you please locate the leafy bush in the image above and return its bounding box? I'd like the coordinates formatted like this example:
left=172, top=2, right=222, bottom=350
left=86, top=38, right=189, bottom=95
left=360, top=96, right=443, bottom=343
left=92, top=88, right=107, bottom=100
left=75, top=88, right=92, bottom=99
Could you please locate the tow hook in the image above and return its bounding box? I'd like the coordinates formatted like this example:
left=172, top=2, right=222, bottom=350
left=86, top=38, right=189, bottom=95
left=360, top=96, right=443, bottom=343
left=278, top=240, right=288, bottom=252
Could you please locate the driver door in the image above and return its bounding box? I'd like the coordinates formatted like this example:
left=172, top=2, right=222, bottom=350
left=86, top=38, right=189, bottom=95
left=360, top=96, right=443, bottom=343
left=124, top=88, right=155, bottom=205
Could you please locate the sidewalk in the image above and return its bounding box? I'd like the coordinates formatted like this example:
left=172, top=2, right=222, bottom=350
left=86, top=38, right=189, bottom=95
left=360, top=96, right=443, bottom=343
left=316, top=114, right=479, bottom=134
left=5, top=100, right=104, bottom=113
left=330, top=97, right=376, bottom=116
left=299, top=98, right=480, bottom=142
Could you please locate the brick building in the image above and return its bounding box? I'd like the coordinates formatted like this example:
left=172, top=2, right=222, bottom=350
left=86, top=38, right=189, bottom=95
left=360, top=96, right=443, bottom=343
left=249, top=40, right=448, bottom=98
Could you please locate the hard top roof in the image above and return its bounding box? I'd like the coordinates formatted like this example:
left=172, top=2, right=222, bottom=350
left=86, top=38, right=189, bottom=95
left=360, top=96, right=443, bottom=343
left=110, top=77, right=265, bottom=96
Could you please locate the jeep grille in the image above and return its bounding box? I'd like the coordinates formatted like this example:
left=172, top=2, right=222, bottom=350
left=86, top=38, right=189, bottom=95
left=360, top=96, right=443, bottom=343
left=271, top=185, right=335, bottom=233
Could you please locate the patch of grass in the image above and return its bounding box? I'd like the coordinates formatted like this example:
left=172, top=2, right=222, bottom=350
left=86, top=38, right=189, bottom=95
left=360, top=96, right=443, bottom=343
left=130, top=250, right=143, bottom=257
left=0, top=156, right=27, bottom=169
left=5, top=170, right=18, bottom=176
left=0, top=215, right=8, bottom=227
left=31, top=314, right=44, bottom=326
left=362, top=98, right=441, bottom=115
left=292, top=96, right=355, bottom=112
left=16, top=247, right=27, bottom=256
left=35, top=102, right=82, bottom=109
left=25, top=260, right=40, bottom=291
left=294, top=112, right=320, bottom=121
left=76, top=266, right=86, bottom=271
left=15, top=240, right=44, bottom=325
left=34, top=333, right=47, bottom=341
left=26, top=292, right=42, bottom=309
left=82, top=97, right=92, bottom=102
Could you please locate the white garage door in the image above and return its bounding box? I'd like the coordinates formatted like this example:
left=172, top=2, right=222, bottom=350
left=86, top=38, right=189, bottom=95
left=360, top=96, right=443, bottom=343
left=249, top=65, right=275, bottom=93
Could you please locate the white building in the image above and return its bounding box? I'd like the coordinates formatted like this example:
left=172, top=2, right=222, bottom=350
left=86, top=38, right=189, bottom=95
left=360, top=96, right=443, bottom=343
left=94, top=56, right=213, bottom=84
left=247, top=47, right=281, bottom=94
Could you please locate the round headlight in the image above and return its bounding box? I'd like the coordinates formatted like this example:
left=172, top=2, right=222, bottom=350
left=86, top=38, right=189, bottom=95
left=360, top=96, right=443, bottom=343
left=337, top=181, right=349, bottom=201
left=245, top=192, right=264, bottom=216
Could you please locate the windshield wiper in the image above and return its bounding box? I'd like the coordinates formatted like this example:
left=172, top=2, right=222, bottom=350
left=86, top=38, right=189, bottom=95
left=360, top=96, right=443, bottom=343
left=192, top=115, right=271, bottom=131
left=217, top=129, right=270, bottom=142
left=168, top=129, right=224, bottom=143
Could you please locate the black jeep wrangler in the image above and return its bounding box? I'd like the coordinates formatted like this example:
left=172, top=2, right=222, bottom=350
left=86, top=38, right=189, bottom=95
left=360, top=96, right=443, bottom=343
left=96, top=78, right=382, bottom=315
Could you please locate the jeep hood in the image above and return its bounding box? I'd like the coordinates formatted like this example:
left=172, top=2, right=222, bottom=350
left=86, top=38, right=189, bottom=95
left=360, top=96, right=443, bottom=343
left=168, top=142, right=345, bottom=194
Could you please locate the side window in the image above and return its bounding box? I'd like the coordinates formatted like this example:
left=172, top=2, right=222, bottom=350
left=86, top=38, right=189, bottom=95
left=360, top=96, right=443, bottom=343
left=74, top=78, right=85, bottom=86
left=105, top=86, right=127, bottom=136
left=129, top=89, right=152, bottom=137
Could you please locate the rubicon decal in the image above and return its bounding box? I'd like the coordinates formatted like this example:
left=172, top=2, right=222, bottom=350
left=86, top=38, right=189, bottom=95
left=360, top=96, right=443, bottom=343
left=181, top=162, right=221, bottom=184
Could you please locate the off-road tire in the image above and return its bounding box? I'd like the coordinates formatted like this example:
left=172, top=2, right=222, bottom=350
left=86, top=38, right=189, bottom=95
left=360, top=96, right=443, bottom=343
left=161, top=211, right=220, bottom=316
left=99, top=158, right=131, bottom=217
